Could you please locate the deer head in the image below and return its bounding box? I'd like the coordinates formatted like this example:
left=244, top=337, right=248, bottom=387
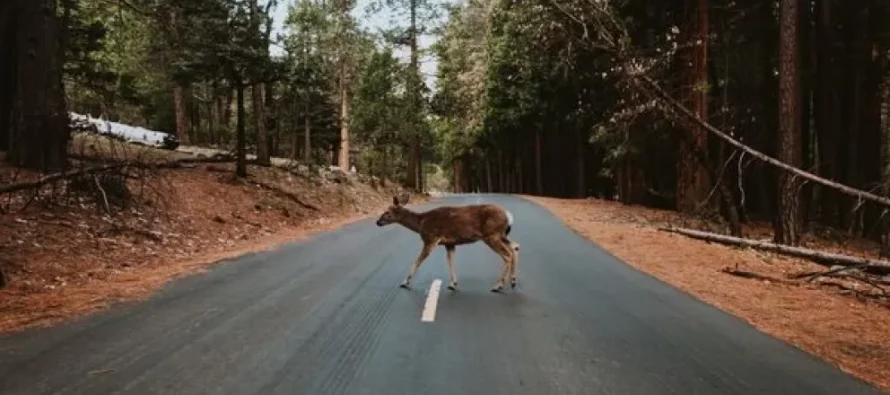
left=376, top=194, right=411, bottom=227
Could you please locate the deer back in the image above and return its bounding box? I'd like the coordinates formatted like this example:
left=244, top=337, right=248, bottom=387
left=418, top=204, right=510, bottom=244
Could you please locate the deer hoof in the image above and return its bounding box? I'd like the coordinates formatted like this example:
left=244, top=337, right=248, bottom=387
left=511, top=280, right=517, bottom=289
left=490, top=285, right=504, bottom=293
left=399, top=282, right=410, bottom=289
left=447, top=283, right=457, bottom=291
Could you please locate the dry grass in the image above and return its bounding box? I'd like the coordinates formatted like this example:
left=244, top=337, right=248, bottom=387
left=0, top=161, right=408, bottom=334
left=525, top=196, right=890, bottom=392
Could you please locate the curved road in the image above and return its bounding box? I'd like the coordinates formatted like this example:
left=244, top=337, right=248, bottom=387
left=0, top=195, right=884, bottom=394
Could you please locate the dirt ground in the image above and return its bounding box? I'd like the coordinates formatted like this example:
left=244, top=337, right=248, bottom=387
left=525, top=196, right=890, bottom=392
left=0, top=160, right=412, bottom=334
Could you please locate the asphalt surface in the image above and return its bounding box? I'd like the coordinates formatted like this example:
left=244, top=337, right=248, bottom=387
left=0, top=194, right=884, bottom=395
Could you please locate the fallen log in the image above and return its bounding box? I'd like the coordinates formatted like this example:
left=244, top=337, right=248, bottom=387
left=659, top=227, right=890, bottom=276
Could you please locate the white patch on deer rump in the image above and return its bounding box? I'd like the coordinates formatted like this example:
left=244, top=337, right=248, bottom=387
left=505, top=210, right=514, bottom=227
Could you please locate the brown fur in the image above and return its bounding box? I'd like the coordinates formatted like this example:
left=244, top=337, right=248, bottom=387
left=376, top=195, right=520, bottom=292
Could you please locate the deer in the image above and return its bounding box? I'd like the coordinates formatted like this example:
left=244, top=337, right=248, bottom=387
left=375, top=194, right=520, bottom=292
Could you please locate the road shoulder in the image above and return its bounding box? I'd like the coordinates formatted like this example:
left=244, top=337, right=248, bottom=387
left=524, top=195, right=890, bottom=392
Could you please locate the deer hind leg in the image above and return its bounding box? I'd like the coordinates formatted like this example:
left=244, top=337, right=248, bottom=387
left=401, top=240, right=437, bottom=289
left=503, top=236, right=520, bottom=289
left=445, top=245, right=458, bottom=291
left=484, top=236, right=513, bottom=293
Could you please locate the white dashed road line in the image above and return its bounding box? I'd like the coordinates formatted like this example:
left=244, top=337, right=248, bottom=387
left=421, top=279, right=443, bottom=323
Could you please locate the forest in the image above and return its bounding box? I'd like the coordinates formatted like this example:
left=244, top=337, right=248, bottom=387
left=3, top=0, right=890, bottom=388
left=433, top=0, right=890, bottom=255
left=3, top=0, right=890, bottom=255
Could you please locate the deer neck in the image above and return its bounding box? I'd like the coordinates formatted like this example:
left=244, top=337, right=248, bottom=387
left=395, top=208, right=424, bottom=234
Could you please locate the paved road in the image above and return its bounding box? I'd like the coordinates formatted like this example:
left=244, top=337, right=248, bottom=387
left=0, top=195, right=884, bottom=395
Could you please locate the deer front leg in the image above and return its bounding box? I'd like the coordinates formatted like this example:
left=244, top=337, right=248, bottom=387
left=445, top=245, right=457, bottom=291
left=401, top=241, right=437, bottom=289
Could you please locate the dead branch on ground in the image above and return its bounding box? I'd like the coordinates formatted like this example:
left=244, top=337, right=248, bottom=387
left=719, top=267, right=798, bottom=285
left=660, top=226, right=890, bottom=276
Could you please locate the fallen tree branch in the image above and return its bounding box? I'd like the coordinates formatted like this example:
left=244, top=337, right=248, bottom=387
left=792, top=263, right=872, bottom=281
left=719, top=267, right=798, bottom=286
left=660, top=227, right=890, bottom=275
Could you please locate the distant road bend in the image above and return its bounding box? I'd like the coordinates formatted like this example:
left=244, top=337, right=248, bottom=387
left=0, top=194, right=884, bottom=394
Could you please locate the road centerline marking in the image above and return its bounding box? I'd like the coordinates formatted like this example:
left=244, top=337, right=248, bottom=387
left=421, top=279, right=443, bottom=323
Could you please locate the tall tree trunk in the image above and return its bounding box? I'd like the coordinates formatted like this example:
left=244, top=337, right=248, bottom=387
left=303, top=107, right=311, bottom=163
left=840, top=5, right=870, bottom=234
left=8, top=0, right=69, bottom=171
left=250, top=0, right=269, bottom=165
left=253, top=83, right=269, bottom=165
left=405, top=0, right=421, bottom=192
left=0, top=1, right=14, bottom=153
left=497, top=148, right=505, bottom=192
left=576, top=128, right=586, bottom=197
left=453, top=158, right=462, bottom=193
left=516, top=152, right=525, bottom=194
left=881, top=73, right=890, bottom=257
left=209, top=91, right=219, bottom=145
left=815, top=0, right=839, bottom=226
left=676, top=0, right=710, bottom=213
left=339, top=74, right=350, bottom=170
left=173, top=85, right=190, bottom=145
left=236, top=82, right=247, bottom=177
left=485, top=157, right=493, bottom=193
left=223, top=89, right=233, bottom=133
left=535, top=129, right=543, bottom=194
left=775, top=0, right=803, bottom=245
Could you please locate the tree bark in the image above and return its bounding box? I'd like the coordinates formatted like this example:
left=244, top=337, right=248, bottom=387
left=304, top=104, right=311, bottom=163
left=7, top=0, right=69, bottom=172
left=814, top=0, right=840, bottom=226
left=405, top=0, right=422, bottom=192
left=676, top=0, right=710, bottom=213
left=236, top=82, right=247, bottom=177
left=485, top=157, right=493, bottom=193
left=0, top=0, right=14, bottom=152
left=775, top=0, right=803, bottom=245
left=535, top=129, right=543, bottom=194
left=576, top=128, right=586, bottom=197
left=173, top=85, right=190, bottom=145
left=453, top=158, right=462, bottom=193
left=497, top=148, right=505, bottom=193
left=339, top=75, right=350, bottom=170
left=253, top=83, right=269, bottom=165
